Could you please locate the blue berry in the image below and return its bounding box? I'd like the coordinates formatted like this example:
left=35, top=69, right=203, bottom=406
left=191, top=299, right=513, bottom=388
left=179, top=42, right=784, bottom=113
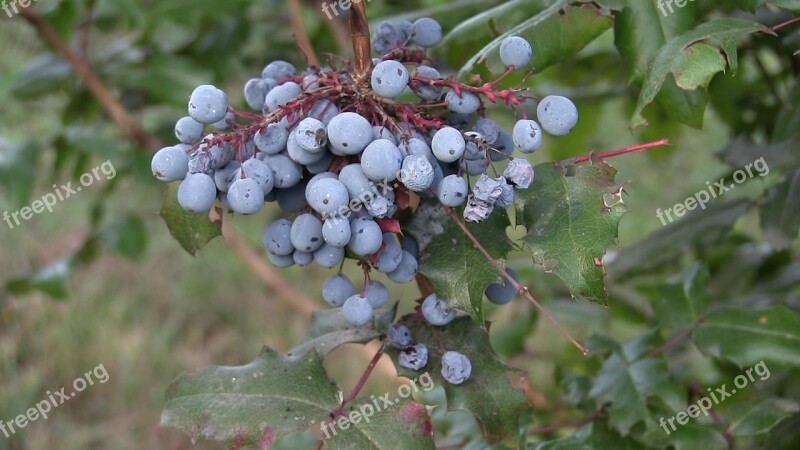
left=537, top=95, right=578, bottom=136
left=432, top=127, right=466, bottom=163
left=244, top=78, right=273, bottom=111
left=214, top=161, right=241, bottom=192
left=387, top=250, right=418, bottom=283
left=307, top=177, right=350, bottom=216
left=227, top=177, right=265, bottom=214
left=322, top=217, right=352, bottom=247
left=323, top=273, right=354, bottom=307
left=438, top=175, right=469, bottom=207
left=287, top=132, right=326, bottom=165
left=327, top=112, right=374, bottom=155
left=512, top=119, right=543, bottom=153
left=263, top=218, right=295, bottom=256
left=440, top=351, right=472, bottom=384
left=399, top=155, right=434, bottom=192
left=254, top=123, right=289, bottom=155
left=293, top=117, right=328, bottom=153
left=421, top=294, right=456, bottom=326
left=290, top=213, right=324, bottom=252
left=348, top=217, right=383, bottom=256
left=152, top=146, right=189, bottom=182
left=411, top=18, right=442, bottom=48
left=445, top=90, right=481, bottom=115
left=364, top=280, right=389, bottom=309
left=485, top=268, right=520, bottom=305
left=276, top=182, right=308, bottom=212
left=412, top=65, right=443, bottom=101
left=474, top=117, right=500, bottom=144
left=399, top=344, right=428, bottom=370
left=261, top=60, right=296, bottom=81
left=499, top=36, right=532, bottom=69
left=314, top=244, right=345, bottom=268
left=308, top=100, right=339, bottom=125
left=177, top=173, right=217, bottom=212
left=188, top=85, right=229, bottom=124
left=263, top=154, right=303, bottom=188
left=293, top=250, right=313, bottom=267
left=387, top=324, right=411, bottom=349
left=361, top=139, right=404, bottom=181
left=240, top=158, right=274, bottom=195
left=174, top=117, right=204, bottom=144
left=343, top=294, right=373, bottom=326
left=264, top=82, right=301, bottom=112
left=267, top=251, right=295, bottom=268
left=371, top=60, right=409, bottom=98
left=375, top=233, right=403, bottom=273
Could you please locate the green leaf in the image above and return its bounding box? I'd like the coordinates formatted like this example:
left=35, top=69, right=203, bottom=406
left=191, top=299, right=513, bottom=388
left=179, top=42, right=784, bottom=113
left=387, top=316, right=529, bottom=441
left=325, top=399, right=435, bottom=450
left=614, top=0, right=697, bottom=83
left=162, top=348, right=340, bottom=446
left=653, top=263, right=711, bottom=333
left=761, top=170, right=800, bottom=249
left=455, top=1, right=614, bottom=79
left=632, top=19, right=771, bottom=128
left=158, top=183, right=221, bottom=256
left=288, top=304, right=396, bottom=359
left=588, top=332, right=683, bottom=435
left=515, top=159, right=627, bottom=305
left=725, top=397, right=800, bottom=437
left=692, top=306, right=800, bottom=368
left=417, top=203, right=513, bottom=323
left=9, top=54, right=72, bottom=99
left=663, top=422, right=728, bottom=450
left=609, top=199, right=751, bottom=278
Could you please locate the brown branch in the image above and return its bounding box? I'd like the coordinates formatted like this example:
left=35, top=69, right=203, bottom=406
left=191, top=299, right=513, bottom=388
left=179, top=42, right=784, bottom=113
left=443, top=207, right=588, bottom=355
left=19, top=9, right=161, bottom=151
left=647, top=321, right=700, bottom=358
left=288, top=0, right=320, bottom=66
left=348, top=0, right=372, bottom=81
left=569, top=139, right=670, bottom=165
left=772, top=16, right=800, bottom=32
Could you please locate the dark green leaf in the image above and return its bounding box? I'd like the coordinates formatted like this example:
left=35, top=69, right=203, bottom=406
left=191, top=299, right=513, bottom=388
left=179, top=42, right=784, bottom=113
left=692, top=306, right=800, bottom=367
left=515, top=159, right=627, bottom=305
left=761, top=169, right=800, bottom=249
left=289, top=304, right=396, bottom=358
left=325, top=399, right=435, bottom=450
left=654, top=263, right=711, bottom=333
left=162, top=348, right=340, bottom=446
left=725, top=397, right=800, bottom=437
left=0, top=139, right=41, bottom=210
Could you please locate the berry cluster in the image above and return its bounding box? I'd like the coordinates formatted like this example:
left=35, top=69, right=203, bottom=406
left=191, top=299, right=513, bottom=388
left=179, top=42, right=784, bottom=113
left=151, top=17, right=578, bottom=384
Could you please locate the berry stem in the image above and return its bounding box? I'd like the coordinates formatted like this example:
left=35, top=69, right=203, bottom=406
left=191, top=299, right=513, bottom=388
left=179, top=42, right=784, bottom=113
left=569, top=138, right=670, bottom=164
left=443, top=207, right=589, bottom=355
left=772, top=16, right=800, bottom=32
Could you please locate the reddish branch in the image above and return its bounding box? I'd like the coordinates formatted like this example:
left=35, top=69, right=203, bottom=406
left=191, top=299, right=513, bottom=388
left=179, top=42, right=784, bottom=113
left=569, top=139, right=671, bottom=164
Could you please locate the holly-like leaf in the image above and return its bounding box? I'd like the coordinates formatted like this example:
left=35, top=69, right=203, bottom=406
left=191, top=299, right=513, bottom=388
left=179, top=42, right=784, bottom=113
left=387, top=316, right=529, bottom=441
left=515, top=159, right=626, bottom=305
left=158, top=183, right=222, bottom=256
left=692, top=306, right=800, bottom=368
left=455, top=1, right=613, bottom=79
left=632, top=19, right=772, bottom=128
left=289, top=304, right=397, bottom=358
left=161, top=348, right=340, bottom=447
left=418, top=204, right=513, bottom=323
left=324, top=399, right=435, bottom=450
left=587, top=331, right=684, bottom=435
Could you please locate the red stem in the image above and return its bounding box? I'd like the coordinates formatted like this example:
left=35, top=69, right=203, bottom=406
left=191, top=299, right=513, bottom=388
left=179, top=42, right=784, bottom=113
left=772, top=16, right=800, bottom=32
left=570, top=138, right=670, bottom=164
left=443, top=207, right=589, bottom=355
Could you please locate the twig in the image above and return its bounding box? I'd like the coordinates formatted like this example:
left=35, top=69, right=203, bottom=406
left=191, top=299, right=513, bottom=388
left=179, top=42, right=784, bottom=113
left=569, top=139, right=670, bottom=164
left=772, top=16, right=800, bottom=32
left=348, top=0, right=372, bottom=81
left=19, top=9, right=161, bottom=150
left=443, top=207, right=589, bottom=355
left=647, top=321, right=700, bottom=358
left=288, top=0, right=320, bottom=66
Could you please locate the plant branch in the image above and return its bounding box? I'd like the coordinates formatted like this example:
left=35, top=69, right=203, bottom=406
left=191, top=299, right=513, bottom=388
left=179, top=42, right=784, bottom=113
left=648, top=320, right=700, bottom=358
left=348, top=0, right=372, bottom=81
left=19, top=9, right=161, bottom=150
left=288, top=0, right=320, bottom=66
left=772, top=16, right=800, bottom=32
left=568, top=139, right=671, bottom=165
left=443, top=207, right=588, bottom=355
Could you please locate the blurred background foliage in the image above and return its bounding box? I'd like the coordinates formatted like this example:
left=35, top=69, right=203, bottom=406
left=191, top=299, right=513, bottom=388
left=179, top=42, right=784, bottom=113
left=0, top=0, right=799, bottom=449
